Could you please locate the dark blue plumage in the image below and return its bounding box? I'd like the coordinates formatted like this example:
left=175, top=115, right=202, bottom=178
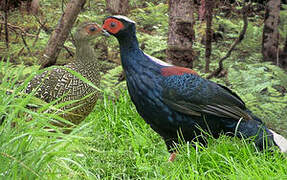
left=102, top=15, right=287, bottom=158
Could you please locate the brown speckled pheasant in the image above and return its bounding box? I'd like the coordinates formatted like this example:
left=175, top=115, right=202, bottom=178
left=26, top=22, right=106, bottom=126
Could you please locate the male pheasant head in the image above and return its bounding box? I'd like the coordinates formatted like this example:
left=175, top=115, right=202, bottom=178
left=74, top=22, right=108, bottom=42
left=102, top=15, right=136, bottom=38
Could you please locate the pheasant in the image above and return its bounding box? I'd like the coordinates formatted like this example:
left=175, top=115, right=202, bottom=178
left=26, top=22, right=106, bottom=126
left=102, top=15, right=287, bottom=161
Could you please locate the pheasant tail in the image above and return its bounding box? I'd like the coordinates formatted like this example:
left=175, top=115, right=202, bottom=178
left=269, top=129, right=287, bottom=153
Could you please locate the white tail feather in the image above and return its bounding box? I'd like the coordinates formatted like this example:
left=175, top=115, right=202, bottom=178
left=269, top=129, right=287, bottom=153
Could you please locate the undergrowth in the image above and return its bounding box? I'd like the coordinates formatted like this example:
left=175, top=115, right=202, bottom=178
left=0, top=62, right=287, bottom=179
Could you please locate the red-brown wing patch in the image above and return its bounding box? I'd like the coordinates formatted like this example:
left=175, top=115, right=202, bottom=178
left=161, top=66, right=198, bottom=76
left=103, top=18, right=124, bottom=34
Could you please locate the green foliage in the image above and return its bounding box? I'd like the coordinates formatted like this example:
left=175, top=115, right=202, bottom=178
left=195, top=12, right=287, bottom=137
left=100, top=65, right=126, bottom=98
left=138, top=33, right=167, bottom=59
left=213, top=16, right=239, bottom=37
left=240, top=22, right=262, bottom=53
left=227, top=62, right=287, bottom=135
left=130, top=0, right=167, bottom=8
left=1, top=62, right=286, bottom=178
left=0, top=62, right=63, bottom=179
left=130, top=2, right=168, bottom=34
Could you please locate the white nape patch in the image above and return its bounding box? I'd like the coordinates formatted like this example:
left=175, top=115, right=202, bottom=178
left=144, top=53, right=172, bottom=67
left=113, top=15, right=135, bottom=24
left=269, top=129, right=287, bottom=153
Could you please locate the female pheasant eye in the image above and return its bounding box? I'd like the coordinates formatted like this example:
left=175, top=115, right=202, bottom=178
left=89, top=26, right=97, bottom=32
left=110, top=22, right=116, bottom=28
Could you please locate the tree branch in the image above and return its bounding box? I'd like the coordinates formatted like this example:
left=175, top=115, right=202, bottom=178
left=20, top=32, right=32, bottom=55
left=33, top=15, right=51, bottom=33
left=32, top=26, right=42, bottom=47
left=39, top=0, right=86, bottom=69
left=207, top=2, right=250, bottom=79
left=0, top=21, right=36, bottom=37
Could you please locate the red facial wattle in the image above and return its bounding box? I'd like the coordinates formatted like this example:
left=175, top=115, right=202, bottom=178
left=103, top=18, right=124, bottom=34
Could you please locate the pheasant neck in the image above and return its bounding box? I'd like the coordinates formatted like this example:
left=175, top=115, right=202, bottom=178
left=75, top=41, right=99, bottom=68
left=73, top=41, right=101, bottom=84
left=118, top=31, right=142, bottom=70
left=118, top=34, right=139, bottom=51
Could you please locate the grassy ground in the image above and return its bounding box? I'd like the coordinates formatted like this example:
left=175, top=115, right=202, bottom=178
left=0, top=63, right=287, bottom=179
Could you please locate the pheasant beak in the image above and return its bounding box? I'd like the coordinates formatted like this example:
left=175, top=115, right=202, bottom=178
left=101, top=29, right=110, bottom=37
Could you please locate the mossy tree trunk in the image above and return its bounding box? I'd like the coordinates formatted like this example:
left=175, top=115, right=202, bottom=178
left=279, top=34, right=287, bottom=69
left=4, top=0, right=9, bottom=48
left=167, top=0, right=195, bottom=68
left=106, top=0, right=129, bottom=15
left=39, top=0, right=86, bottom=69
left=262, top=0, right=280, bottom=64
left=205, top=0, right=213, bottom=73
left=29, top=0, right=40, bottom=15
left=284, top=33, right=287, bottom=53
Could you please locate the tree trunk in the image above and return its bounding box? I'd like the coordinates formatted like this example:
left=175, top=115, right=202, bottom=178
left=30, top=0, right=40, bottom=15
left=284, top=33, right=287, bottom=53
left=39, top=0, right=86, bottom=69
left=205, top=0, right=213, bottom=73
left=106, top=0, right=129, bottom=15
left=199, top=0, right=206, bottom=21
left=262, top=0, right=280, bottom=63
left=278, top=33, right=287, bottom=69
left=4, top=0, right=9, bottom=48
left=167, top=0, right=195, bottom=68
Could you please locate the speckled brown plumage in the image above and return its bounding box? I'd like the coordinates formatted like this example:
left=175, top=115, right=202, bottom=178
left=26, top=22, right=104, bottom=125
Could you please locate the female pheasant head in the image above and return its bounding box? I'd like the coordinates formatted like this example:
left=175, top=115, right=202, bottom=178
left=74, top=22, right=108, bottom=42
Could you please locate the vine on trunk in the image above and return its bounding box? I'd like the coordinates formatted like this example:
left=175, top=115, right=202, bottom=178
left=207, top=2, right=250, bottom=79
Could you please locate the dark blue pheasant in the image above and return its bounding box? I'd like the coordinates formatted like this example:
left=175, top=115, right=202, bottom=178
left=102, top=15, right=287, bottom=161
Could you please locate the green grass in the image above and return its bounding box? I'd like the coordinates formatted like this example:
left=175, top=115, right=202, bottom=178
left=1, top=63, right=287, bottom=179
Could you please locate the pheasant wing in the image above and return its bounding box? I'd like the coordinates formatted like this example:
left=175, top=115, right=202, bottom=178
left=162, top=74, right=252, bottom=120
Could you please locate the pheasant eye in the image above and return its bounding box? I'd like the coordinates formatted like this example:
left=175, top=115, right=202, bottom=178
left=89, top=26, right=97, bottom=32
left=103, top=18, right=124, bottom=34
left=110, top=22, right=116, bottom=28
